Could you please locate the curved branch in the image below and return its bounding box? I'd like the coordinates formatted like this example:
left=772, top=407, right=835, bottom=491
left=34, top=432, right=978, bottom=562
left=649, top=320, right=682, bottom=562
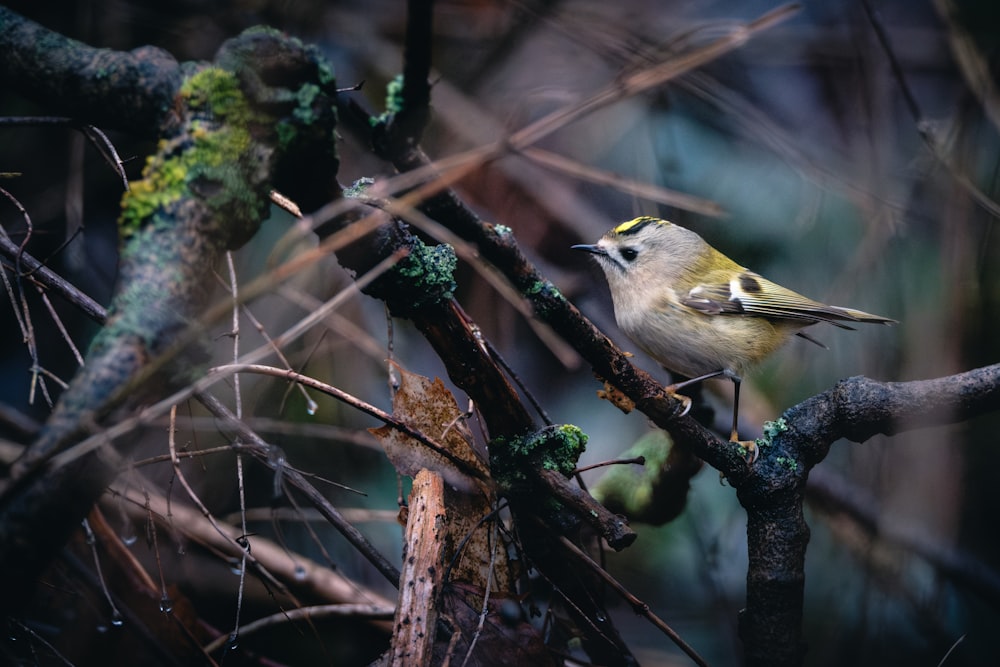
left=0, top=27, right=343, bottom=612
left=0, top=6, right=182, bottom=136
left=786, top=365, right=1000, bottom=465
left=736, top=364, right=1000, bottom=667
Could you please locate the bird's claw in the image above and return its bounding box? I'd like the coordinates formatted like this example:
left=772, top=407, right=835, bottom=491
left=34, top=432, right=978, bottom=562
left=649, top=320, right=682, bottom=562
left=666, top=391, right=692, bottom=417
left=733, top=439, right=759, bottom=464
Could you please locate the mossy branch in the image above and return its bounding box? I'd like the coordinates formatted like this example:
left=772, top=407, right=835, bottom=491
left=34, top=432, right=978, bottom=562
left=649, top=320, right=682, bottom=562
left=0, top=5, right=183, bottom=136
left=0, top=26, right=341, bottom=611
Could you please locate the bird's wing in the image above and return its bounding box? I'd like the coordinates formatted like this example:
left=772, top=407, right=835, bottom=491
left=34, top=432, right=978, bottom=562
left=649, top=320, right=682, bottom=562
left=681, top=270, right=891, bottom=327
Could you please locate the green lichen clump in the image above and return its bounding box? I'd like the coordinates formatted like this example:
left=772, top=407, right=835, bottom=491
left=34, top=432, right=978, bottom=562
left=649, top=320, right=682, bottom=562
left=184, top=67, right=252, bottom=123
left=384, top=74, right=405, bottom=114
left=117, top=147, right=186, bottom=236
left=343, top=176, right=376, bottom=199
left=274, top=82, right=323, bottom=146
left=525, top=280, right=560, bottom=298
left=371, top=74, right=405, bottom=126
left=754, top=417, right=789, bottom=451
left=393, top=238, right=458, bottom=309
left=211, top=26, right=338, bottom=155
left=525, top=279, right=566, bottom=316
left=118, top=66, right=263, bottom=239
left=492, top=424, right=588, bottom=489
left=775, top=455, right=800, bottom=471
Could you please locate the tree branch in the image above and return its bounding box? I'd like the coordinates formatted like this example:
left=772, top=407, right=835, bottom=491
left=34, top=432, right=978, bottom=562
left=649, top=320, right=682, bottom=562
left=788, top=366, right=1000, bottom=464
left=0, top=26, right=342, bottom=611
left=735, top=364, right=1000, bottom=667
left=0, top=6, right=182, bottom=136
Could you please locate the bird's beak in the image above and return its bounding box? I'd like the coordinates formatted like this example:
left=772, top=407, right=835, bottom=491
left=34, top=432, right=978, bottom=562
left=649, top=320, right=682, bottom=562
left=571, top=243, right=605, bottom=256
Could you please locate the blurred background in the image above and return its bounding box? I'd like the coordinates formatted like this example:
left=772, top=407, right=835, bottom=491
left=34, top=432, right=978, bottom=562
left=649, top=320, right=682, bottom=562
left=1, top=0, right=998, bottom=665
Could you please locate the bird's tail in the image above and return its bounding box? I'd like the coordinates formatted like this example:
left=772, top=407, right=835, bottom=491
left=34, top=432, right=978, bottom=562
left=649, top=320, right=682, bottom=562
left=824, top=305, right=897, bottom=329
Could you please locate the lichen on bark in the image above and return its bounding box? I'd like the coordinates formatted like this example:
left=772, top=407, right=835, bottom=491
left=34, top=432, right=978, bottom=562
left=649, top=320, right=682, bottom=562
left=0, top=26, right=342, bottom=609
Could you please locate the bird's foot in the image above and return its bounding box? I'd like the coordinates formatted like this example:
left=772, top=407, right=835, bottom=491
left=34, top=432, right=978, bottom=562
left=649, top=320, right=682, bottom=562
left=732, top=438, right=759, bottom=464
left=664, top=389, right=692, bottom=417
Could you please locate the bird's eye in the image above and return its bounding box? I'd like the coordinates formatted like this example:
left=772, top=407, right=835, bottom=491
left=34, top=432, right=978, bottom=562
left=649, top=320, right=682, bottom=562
left=620, top=247, right=639, bottom=262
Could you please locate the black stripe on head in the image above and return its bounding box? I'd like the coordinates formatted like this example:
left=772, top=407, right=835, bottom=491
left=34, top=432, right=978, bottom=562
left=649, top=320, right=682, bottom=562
left=612, top=216, right=667, bottom=237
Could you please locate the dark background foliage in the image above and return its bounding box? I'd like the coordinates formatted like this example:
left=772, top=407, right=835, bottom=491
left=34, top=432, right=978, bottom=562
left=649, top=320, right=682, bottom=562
left=1, top=0, right=998, bottom=665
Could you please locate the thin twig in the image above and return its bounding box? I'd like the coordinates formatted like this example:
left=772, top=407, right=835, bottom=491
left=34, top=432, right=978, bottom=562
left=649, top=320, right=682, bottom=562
left=168, top=404, right=268, bottom=589
left=192, top=390, right=402, bottom=586
left=203, top=603, right=395, bottom=654
left=0, top=116, right=130, bottom=190
left=0, top=231, right=106, bottom=322
left=223, top=251, right=250, bottom=653
left=557, top=534, right=709, bottom=667
left=44, top=251, right=406, bottom=472
left=36, top=286, right=85, bottom=365
left=521, top=147, right=726, bottom=217
left=111, top=480, right=396, bottom=632
left=0, top=186, right=55, bottom=408
left=573, top=456, right=646, bottom=475
left=209, top=363, right=488, bottom=484
left=860, top=0, right=1000, bottom=219
left=80, top=517, right=123, bottom=626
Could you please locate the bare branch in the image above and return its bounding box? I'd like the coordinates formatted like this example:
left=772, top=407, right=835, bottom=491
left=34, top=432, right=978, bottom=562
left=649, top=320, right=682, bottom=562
left=786, top=365, right=1000, bottom=465
left=0, top=232, right=106, bottom=322
left=0, top=7, right=182, bottom=136
left=735, top=364, right=1000, bottom=667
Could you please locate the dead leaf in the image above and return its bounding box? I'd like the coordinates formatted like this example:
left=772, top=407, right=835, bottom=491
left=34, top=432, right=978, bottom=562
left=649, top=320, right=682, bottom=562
left=370, top=361, right=491, bottom=494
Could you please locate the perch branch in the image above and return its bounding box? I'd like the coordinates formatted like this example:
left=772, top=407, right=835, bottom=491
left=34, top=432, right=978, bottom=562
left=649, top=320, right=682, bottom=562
left=735, top=365, right=1000, bottom=667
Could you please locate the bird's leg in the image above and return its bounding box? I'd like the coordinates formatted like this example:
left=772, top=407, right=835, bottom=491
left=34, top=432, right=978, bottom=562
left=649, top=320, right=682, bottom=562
left=666, top=370, right=759, bottom=464
left=730, top=376, right=742, bottom=442
left=730, top=377, right=759, bottom=464
left=664, top=370, right=730, bottom=418
left=666, top=369, right=730, bottom=393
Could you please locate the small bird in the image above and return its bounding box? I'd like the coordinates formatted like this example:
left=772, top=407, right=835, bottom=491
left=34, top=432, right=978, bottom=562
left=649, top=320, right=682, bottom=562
left=573, top=216, right=895, bottom=458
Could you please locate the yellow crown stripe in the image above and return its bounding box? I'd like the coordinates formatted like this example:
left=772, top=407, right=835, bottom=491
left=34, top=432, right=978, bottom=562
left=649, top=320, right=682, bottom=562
left=612, top=216, right=669, bottom=235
